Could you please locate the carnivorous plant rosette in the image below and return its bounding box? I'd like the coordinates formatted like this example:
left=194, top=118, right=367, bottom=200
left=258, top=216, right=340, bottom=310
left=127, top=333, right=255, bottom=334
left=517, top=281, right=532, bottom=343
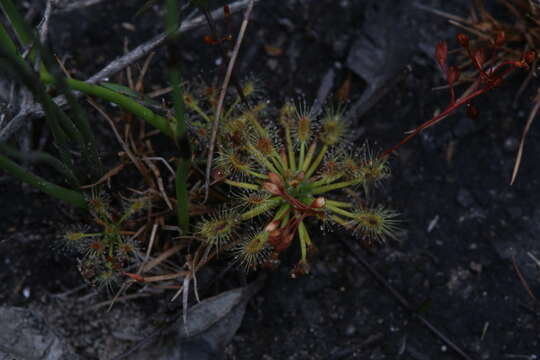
left=61, top=192, right=147, bottom=290
left=186, top=82, right=400, bottom=276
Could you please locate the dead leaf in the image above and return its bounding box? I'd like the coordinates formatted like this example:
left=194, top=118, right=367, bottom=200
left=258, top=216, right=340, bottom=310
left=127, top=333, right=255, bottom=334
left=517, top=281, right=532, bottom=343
left=130, top=277, right=264, bottom=360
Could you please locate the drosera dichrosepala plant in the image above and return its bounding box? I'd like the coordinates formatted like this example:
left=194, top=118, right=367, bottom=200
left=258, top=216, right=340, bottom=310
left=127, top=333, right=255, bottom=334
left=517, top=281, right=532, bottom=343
left=382, top=31, right=536, bottom=158
left=185, top=86, right=400, bottom=277
left=61, top=191, right=149, bottom=291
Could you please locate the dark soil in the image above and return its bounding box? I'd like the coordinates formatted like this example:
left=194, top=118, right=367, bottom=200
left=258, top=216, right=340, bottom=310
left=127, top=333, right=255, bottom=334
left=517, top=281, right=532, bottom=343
left=1, top=0, right=540, bottom=359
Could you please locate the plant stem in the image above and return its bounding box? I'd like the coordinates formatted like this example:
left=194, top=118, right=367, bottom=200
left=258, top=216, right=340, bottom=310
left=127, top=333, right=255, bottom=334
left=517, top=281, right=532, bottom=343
left=223, top=97, right=241, bottom=120
left=224, top=179, right=260, bottom=191
left=382, top=61, right=523, bottom=157
left=40, top=73, right=175, bottom=138
left=310, top=172, right=344, bottom=188
left=0, top=0, right=33, bottom=47
left=247, top=143, right=279, bottom=173
left=312, top=177, right=364, bottom=195
left=325, top=199, right=353, bottom=208
left=165, top=0, right=191, bottom=234
left=298, top=220, right=309, bottom=262
left=305, top=144, right=328, bottom=178
left=302, top=142, right=317, bottom=172
left=272, top=149, right=287, bottom=172
left=240, top=199, right=281, bottom=221
left=285, top=126, right=296, bottom=171
left=244, top=168, right=268, bottom=179
left=0, top=143, right=78, bottom=184
left=326, top=202, right=357, bottom=219
left=330, top=215, right=350, bottom=228
left=299, top=141, right=306, bottom=170
left=186, top=100, right=212, bottom=123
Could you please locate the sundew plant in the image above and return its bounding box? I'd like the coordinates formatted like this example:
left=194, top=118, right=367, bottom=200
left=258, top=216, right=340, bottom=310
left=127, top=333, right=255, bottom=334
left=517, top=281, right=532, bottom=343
left=187, top=81, right=400, bottom=277
left=61, top=192, right=148, bottom=290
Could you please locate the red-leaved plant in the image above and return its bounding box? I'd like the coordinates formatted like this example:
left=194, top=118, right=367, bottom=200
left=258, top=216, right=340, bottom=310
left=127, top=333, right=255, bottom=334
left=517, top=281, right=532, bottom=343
left=382, top=32, right=536, bottom=158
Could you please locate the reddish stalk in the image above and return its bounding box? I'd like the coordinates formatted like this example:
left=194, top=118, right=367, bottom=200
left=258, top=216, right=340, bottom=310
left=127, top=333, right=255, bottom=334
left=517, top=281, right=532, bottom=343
left=382, top=32, right=535, bottom=158
left=263, top=173, right=324, bottom=254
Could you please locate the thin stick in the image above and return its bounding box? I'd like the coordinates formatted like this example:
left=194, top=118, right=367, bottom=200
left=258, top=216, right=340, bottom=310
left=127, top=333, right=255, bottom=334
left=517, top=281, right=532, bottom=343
left=200, top=7, right=248, bottom=104
left=135, top=52, right=156, bottom=92
left=448, top=20, right=492, bottom=40
left=124, top=38, right=134, bottom=90
left=87, top=0, right=255, bottom=84
left=148, top=86, right=173, bottom=98
left=55, top=0, right=108, bottom=13
left=204, top=0, right=255, bottom=201
left=38, top=0, right=53, bottom=44
left=141, top=223, right=159, bottom=273
left=0, top=0, right=257, bottom=143
left=142, top=156, right=176, bottom=176
left=142, top=243, right=187, bottom=273
left=142, top=157, right=173, bottom=209
left=137, top=271, right=187, bottom=283
left=86, top=293, right=151, bottom=312
left=413, top=2, right=474, bottom=24
left=527, top=252, right=540, bottom=268
left=511, top=92, right=540, bottom=185
left=512, top=255, right=539, bottom=302
left=341, top=238, right=474, bottom=360
left=87, top=98, right=153, bottom=188
left=513, top=59, right=537, bottom=106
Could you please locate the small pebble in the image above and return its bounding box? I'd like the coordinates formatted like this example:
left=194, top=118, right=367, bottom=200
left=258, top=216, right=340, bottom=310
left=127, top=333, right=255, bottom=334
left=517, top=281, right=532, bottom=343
left=22, top=287, right=31, bottom=298
left=457, top=188, right=475, bottom=208
left=504, top=137, right=518, bottom=152
left=470, top=261, right=483, bottom=273
left=267, top=59, right=278, bottom=71
left=344, top=324, right=356, bottom=336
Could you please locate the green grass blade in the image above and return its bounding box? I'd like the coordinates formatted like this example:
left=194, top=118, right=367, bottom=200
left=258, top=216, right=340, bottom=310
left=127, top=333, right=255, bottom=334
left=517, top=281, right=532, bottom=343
left=0, top=9, right=101, bottom=183
left=0, top=143, right=79, bottom=184
left=0, top=46, right=76, bottom=176
left=0, top=23, right=17, bottom=54
left=0, top=0, right=33, bottom=47
left=40, top=72, right=175, bottom=138
left=37, top=43, right=102, bottom=180
left=0, top=153, right=87, bottom=208
left=166, top=0, right=191, bottom=234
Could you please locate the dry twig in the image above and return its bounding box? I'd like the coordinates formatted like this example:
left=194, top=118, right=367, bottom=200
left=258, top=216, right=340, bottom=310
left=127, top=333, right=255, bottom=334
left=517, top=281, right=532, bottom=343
left=511, top=89, right=540, bottom=185
left=341, top=238, right=475, bottom=360
left=512, top=255, right=539, bottom=302
left=0, top=0, right=257, bottom=143
left=38, top=0, right=54, bottom=44
left=204, top=0, right=255, bottom=201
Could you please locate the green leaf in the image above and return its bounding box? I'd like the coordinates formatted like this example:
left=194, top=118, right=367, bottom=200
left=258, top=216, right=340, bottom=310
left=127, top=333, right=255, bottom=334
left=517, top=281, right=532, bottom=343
left=166, top=0, right=191, bottom=234
left=0, top=0, right=34, bottom=47
left=100, top=82, right=162, bottom=108
left=0, top=153, right=87, bottom=208
left=100, top=82, right=141, bottom=98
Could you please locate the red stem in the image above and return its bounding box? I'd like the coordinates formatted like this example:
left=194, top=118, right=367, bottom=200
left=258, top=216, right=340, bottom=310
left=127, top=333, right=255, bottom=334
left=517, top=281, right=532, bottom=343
left=381, top=61, right=520, bottom=158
